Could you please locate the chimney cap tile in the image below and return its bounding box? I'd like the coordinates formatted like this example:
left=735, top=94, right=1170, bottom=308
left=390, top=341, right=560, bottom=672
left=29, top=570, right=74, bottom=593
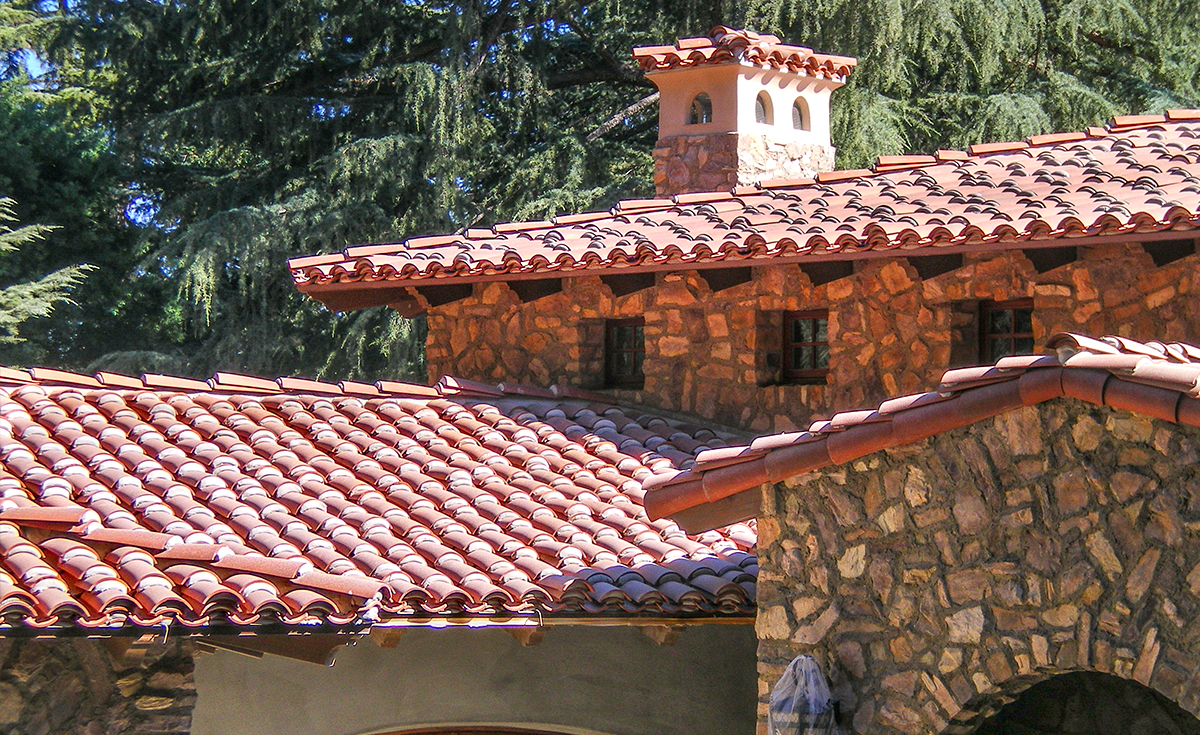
left=633, top=27, right=856, bottom=78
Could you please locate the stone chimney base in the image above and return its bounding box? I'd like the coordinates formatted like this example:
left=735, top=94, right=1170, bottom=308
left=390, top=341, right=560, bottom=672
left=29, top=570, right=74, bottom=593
left=654, top=132, right=835, bottom=197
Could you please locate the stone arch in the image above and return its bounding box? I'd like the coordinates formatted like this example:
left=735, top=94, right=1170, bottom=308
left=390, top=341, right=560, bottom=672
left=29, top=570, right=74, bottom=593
left=372, top=726, right=616, bottom=735
left=944, top=671, right=1200, bottom=735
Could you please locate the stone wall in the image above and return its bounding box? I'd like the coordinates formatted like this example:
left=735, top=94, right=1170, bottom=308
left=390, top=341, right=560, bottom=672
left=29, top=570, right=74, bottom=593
left=425, top=243, right=1200, bottom=433
left=754, top=400, right=1200, bottom=735
left=653, top=133, right=836, bottom=196
left=0, top=638, right=194, bottom=735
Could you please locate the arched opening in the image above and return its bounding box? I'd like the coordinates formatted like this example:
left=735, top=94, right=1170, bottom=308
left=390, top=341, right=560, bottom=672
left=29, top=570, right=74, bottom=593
left=755, top=92, right=772, bottom=125
left=689, top=93, right=713, bottom=125
left=959, top=672, right=1200, bottom=735
left=791, top=98, right=809, bottom=131
left=379, top=728, right=605, bottom=735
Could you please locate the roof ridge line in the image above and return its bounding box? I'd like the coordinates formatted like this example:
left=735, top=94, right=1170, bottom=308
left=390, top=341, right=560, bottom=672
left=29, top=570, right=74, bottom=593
left=2, top=366, right=441, bottom=399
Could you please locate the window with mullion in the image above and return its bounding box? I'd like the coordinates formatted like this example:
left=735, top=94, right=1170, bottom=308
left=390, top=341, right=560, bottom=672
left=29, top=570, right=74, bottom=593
left=782, top=310, right=829, bottom=384
left=981, top=299, right=1035, bottom=362
left=605, top=318, right=645, bottom=388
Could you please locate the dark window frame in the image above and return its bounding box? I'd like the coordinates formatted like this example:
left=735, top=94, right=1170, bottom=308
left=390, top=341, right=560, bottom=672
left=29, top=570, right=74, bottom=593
left=604, top=317, right=646, bottom=389
left=782, top=310, right=830, bottom=384
left=980, top=299, right=1035, bottom=363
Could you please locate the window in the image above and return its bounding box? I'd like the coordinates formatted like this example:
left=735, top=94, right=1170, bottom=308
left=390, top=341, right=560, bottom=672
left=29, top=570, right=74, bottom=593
left=605, top=318, right=645, bottom=388
left=792, top=98, right=809, bottom=130
left=688, top=93, right=713, bottom=125
left=981, top=299, right=1034, bottom=362
left=755, top=93, right=772, bottom=125
left=782, top=310, right=829, bottom=383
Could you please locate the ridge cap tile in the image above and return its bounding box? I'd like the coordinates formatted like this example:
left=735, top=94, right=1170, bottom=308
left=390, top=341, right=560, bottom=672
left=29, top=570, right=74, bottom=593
left=95, top=372, right=146, bottom=389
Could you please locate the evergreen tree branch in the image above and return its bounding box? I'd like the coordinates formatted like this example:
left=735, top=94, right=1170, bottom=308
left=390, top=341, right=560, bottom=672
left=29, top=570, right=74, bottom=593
left=586, top=92, right=659, bottom=142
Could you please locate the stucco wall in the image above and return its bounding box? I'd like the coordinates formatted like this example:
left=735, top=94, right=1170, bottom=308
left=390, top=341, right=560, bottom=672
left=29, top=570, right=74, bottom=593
left=190, top=623, right=757, bottom=735
left=424, top=243, right=1199, bottom=433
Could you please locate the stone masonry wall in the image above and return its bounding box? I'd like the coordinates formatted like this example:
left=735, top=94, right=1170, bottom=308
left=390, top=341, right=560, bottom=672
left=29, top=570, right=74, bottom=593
left=0, top=638, right=194, bottom=735
left=425, top=243, right=1200, bottom=433
left=653, top=133, right=836, bottom=196
left=754, top=401, right=1200, bottom=735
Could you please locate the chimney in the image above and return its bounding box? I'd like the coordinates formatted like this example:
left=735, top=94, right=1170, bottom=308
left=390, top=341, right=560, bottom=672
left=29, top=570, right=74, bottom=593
left=633, top=27, right=857, bottom=197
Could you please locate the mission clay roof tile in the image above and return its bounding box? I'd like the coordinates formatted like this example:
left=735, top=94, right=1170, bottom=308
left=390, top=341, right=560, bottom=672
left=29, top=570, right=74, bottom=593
left=0, top=368, right=756, bottom=632
left=290, top=115, right=1200, bottom=310
left=643, top=333, right=1200, bottom=532
left=631, top=27, right=856, bottom=78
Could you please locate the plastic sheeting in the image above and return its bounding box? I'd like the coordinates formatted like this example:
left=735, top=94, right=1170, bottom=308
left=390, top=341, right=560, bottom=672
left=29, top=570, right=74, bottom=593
left=768, top=655, right=839, bottom=735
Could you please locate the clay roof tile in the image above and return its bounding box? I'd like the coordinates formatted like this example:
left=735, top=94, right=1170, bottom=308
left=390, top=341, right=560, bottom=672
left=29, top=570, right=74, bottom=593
left=0, top=368, right=754, bottom=630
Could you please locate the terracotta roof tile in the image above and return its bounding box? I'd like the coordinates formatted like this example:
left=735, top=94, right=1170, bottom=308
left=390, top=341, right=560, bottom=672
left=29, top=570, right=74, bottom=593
left=290, top=116, right=1200, bottom=308
left=0, top=368, right=754, bottom=631
left=644, top=333, right=1200, bottom=531
left=632, top=27, right=856, bottom=79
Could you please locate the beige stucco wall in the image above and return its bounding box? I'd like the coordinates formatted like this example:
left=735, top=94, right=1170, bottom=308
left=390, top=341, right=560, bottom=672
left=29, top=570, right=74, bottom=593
left=191, top=623, right=756, bottom=735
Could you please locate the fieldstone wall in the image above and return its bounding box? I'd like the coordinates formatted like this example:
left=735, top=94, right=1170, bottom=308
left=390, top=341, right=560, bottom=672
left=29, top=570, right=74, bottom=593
left=0, top=638, right=194, bottom=735
left=653, top=133, right=836, bottom=196
left=425, top=243, right=1200, bottom=433
left=754, top=400, right=1200, bottom=735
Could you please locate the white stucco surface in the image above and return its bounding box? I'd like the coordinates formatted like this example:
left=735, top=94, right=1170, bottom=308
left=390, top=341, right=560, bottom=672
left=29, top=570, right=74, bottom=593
left=191, top=623, right=756, bottom=735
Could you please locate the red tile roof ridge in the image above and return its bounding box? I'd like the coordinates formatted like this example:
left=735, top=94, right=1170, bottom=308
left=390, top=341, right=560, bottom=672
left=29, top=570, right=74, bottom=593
left=644, top=332, right=1200, bottom=530
left=0, top=366, right=442, bottom=401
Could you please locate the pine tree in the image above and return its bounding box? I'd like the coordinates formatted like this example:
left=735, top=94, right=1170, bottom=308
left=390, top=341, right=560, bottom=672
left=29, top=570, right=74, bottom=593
left=19, top=0, right=1200, bottom=380
left=0, top=197, right=89, bottom=344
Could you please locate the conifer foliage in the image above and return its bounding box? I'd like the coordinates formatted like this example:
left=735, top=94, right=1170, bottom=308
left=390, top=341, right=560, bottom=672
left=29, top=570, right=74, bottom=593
left=0, top=197, right=89, bottom=344
left=10, top=0, right=1200, bottom=380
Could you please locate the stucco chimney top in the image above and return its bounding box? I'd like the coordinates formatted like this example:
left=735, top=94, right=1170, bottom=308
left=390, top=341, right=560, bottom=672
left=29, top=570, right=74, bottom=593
left=634, top=28, right=857, bottom=196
